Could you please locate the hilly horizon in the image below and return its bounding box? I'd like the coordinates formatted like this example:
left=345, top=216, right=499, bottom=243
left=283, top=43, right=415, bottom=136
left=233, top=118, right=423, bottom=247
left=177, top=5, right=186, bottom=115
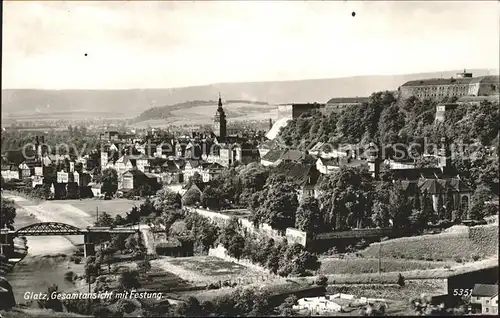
left=2, top=69, right=497, bottom=120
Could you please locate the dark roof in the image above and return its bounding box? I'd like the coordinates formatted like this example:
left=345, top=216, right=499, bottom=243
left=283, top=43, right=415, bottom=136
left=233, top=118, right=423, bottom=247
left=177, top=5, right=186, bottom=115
left=192, top=182, right=209, bottom=192
left=326, top=97, right=370, bottom=104
left=259, top=139, right=278, bottom=150
left=401, top=77, right=473, bottom=87
left=471, top=284, right=498, bottom=297
left=401, top=180, right=419, bottom=195
left=174, top=159, right=186, bottom=169
left=318, top=157, right=341, bottom=166
left=273, top=162, right=320, bottom=187
left=150, top=158, right=167, bottom=168
left=391, top=168, right=444, bottom=181
left=208, top=162, right=224, bottom=170
left=186, top=160, right=202, bottom=169
left=135, top=153, right=153, bottom=160
left=418, top=179, right=444, bottom=194
left=282, top=149, right=305, bottom=162
left=162, top=160, right=181, bottom=172
left=123, top=169, right=147, bottom=177
left=261, top=148, right=287, bottom=162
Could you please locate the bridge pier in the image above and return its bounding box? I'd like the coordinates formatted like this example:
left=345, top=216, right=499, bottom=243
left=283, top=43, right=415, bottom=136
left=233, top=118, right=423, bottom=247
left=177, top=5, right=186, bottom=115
left=83, top=233, right=95, bottom=258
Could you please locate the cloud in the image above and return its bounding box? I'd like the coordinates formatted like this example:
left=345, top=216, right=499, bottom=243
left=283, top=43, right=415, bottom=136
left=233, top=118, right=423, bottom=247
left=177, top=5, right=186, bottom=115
left=2, top=1, right=499, bottom=89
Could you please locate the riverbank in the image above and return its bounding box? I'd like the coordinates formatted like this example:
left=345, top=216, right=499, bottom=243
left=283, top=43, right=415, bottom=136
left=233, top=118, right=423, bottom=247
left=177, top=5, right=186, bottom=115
left=2, top=194, right=84, bottom=306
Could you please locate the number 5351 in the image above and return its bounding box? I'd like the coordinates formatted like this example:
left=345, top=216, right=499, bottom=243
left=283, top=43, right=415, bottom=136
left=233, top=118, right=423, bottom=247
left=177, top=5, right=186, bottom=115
left=453, top=289, right=473, bottom=296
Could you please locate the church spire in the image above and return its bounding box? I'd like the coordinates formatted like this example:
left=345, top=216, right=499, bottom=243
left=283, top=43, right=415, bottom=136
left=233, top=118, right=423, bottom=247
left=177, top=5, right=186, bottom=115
left=218, top=92, right=223, bottom=108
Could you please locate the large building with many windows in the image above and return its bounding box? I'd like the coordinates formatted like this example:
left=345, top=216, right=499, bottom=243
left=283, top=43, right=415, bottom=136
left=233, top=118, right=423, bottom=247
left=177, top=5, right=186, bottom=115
left=399, top=70, right=499, bottom=101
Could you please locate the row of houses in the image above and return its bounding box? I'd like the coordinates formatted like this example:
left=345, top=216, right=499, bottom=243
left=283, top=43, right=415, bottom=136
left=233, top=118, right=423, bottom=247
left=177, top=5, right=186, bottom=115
left=257, top=138, right=473, bottom=213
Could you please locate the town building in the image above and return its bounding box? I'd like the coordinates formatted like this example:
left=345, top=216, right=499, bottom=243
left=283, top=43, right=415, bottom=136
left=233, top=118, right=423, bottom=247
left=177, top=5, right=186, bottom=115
left=213, top=93, right=227, bottom=139
left=435, top=103, right=459, bottom=122
left=322, top=97, right=369, bottom=114
left=277, top=103, right=324, bottom=120
left=271, top=161, right=321, bottom=202
left=471, top=284, right=498, bottom=315
left=261, top=148, right=305, bottom=167
left=399, top=70, right=499, bottom=101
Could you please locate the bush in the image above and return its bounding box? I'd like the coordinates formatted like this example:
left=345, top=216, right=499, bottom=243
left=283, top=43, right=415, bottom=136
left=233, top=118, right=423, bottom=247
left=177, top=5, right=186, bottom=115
left=397, top=273, right=405, bottom=287
left=315, top=275, right=328, bottom=287
left=472, top=255, right=480, bottom=261
left=454, top=256, right=463, bottom=263
left=64, top=271, right=75, bottom=282
left=70, top=256, right=82, bottom=264
left=116, top=299, right=136, bottom=314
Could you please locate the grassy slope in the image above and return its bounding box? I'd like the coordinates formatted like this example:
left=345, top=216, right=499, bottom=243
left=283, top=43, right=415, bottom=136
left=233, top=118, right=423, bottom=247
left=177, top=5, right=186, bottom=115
left=0, top=308, right=90, bottom=318
left=132, top=101, right=279, bottom=128
left=360, top=231, right=493, bottom=262
left=319, top=257, right=456, bottom=275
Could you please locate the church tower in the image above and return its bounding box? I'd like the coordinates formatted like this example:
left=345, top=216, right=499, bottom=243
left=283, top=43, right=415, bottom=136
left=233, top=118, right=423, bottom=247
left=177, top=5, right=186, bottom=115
left=213, top=93, right=227, bottom=139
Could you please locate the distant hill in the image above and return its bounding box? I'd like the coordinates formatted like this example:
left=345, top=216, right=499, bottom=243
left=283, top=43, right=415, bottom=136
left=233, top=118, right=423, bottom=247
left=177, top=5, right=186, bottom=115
left=2, top=69, right=496, bottom=119
left=132, top=100, right=277, bottom=128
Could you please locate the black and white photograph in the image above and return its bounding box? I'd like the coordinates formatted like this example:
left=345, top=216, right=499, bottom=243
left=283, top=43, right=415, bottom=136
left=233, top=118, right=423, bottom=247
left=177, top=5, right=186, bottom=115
left=1, top=1, right=499, bottom=316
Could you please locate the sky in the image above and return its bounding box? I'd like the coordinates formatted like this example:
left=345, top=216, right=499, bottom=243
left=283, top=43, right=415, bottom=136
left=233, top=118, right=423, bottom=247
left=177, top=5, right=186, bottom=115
left=2, top=1, right=499, bottom=89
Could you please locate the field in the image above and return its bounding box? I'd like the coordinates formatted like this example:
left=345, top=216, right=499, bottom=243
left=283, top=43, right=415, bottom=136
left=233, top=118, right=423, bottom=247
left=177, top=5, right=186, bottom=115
left=63, top=198, right=145, bottom=219
left=152, top=256, right=268, bottom=285
left=4, top=193, right=143, bottom=227
left=326, top=279, right=446, bottom=301
left=319, top=257, right=456, bottom=275
left=131, top=102, right=279, bottom=128
left=360, top=231, right=494, bottom=262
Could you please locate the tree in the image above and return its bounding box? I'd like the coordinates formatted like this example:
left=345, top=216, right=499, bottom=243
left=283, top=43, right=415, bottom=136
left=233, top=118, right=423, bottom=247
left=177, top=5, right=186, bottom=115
left=125, top=206, right=141, bottom=225
left=371, top=201, right=390, bottom=228
left=277, top=295, right=299, bottom=316
left=154, top=187, right=182, bottom=213
left=278, top=243, right=320, bottom=277
left=413, top=189, right=421, bottom=211
left=421, top=189, right=434, bottom=226
left=469, top=185, right=495, bottom=220
left=34, top=184, right=51, bottom=199
left=101, top=168, right=118, bottom=197
left=185, top=172, right=203, bottom=189
left=95, top=211, right=114, bottom=227
left=444, top=189, right=454, bottom=221
left=114, top=214, right=126, bottom=226
left=388, top=183, right=413, bottom=229
left=227, top=235, right=245, bottom=260
left=315, top=275, right=328, bottom=287
left=0, top=198, right=16, bottom=230
left=102, top=246, right=115, bottom=273
left=110, top=233, right=127, bottom=252
left=201, top=186, right=223, bottom=210
left=436, top=193, right=445, bottom=220
left=318, top=166, right=373, bottom=231
left=175, top=296, right=203, bottom=317
left=84, top=256, right=100, bottom=284
left=37, top=284, right=63, bottom=312
left=118, top=270, right=140, bottom=289
left=397, top=273, right=405, bottom=287
left=295, top=197, right=323, bottom=235
left=136, top=260, right=151, bottom=277
left=182, top=188, right=201, bottom=206
left=254, top=180, right=298, bottom=231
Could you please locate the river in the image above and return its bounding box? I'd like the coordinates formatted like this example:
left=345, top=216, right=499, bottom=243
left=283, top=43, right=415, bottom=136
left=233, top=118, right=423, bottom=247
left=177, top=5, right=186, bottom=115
left=3, top=194, right=82, bottom=306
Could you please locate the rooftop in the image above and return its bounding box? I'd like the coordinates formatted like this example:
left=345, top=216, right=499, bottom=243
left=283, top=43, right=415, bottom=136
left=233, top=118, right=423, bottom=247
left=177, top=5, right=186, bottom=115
left=472, top=284, right=498, bottom=297
left=402, top=77, right=473, bottom=87
left=326, top=97, right=370, bottom=104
